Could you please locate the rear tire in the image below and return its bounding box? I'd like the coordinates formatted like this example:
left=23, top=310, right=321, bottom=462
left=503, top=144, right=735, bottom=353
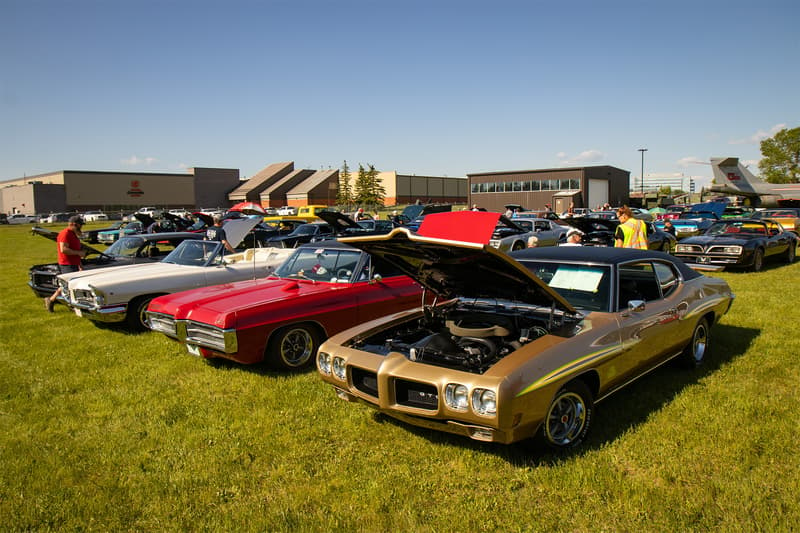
left=681, top=318, right=709, bottom=368
left=539, top=380, right=593, bottom=449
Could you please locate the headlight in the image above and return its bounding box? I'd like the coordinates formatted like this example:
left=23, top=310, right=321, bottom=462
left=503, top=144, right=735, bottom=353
left=89, top=285, right=105, bottom=305
left=444, top=384, right=469, bottom=411
left=317, top=351, right=331, bottom=374
left=471, top=388, right=497, bottom=416
left=332, top=357, right=346, bottom=380
left=722, top=246, right=742, bottom=254
left=676, top=244, right=692, bottom=252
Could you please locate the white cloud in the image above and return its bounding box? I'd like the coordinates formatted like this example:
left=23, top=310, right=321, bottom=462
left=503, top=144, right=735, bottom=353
left=729, top=123, right=786, bottom=145
left=120, top=155, right=157, bottom=166
left=677, top=156, right=706, bottom=168
left=556, top=149, right=605, bottom=166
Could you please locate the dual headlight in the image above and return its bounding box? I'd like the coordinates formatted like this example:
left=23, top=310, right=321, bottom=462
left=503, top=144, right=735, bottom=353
left=317, top=352, right=346, bottom=380
left=445, top=383, right=497, bottom=417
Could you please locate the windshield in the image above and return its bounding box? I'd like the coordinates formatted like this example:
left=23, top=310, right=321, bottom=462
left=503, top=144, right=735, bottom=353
left=162, top=240, right=222, bottom=266
left=105, top=236, right=147, bottom=258
left=520, top=260, right=611, bottom=312
left=680, top=212, right=716, bottom=220
left=274, top=248, right=365, bottom=283
left=706, top=221, right=767, bottom=236
left=291, top=225, right=319, bottom=236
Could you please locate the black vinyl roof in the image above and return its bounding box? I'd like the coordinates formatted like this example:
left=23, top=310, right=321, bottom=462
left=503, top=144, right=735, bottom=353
left=510, top=246, right=702, bottom=280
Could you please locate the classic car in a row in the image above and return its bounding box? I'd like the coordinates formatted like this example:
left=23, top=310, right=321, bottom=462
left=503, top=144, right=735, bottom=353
left=316, top=223, right=734, bottom=450
left=57, top=218, right=292, bottom=330
left=751, top=208, right=800, bottom=235
left=491, top=216, right=568, bottom=251
left=28, top=228, right=204, bottom=297
left=654, top=202, right=725, bottom=239
left=673, top=219, right=797, bottom=271
left=563, top=217, right=677, bottom=252
left=145, top=241, right=424, bottom=369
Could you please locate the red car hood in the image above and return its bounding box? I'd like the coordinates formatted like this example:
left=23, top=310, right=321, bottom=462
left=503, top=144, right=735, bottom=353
left=148, top=276, right=347, bottom=327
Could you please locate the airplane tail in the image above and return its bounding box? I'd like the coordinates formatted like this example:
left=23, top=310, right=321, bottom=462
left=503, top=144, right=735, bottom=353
left=710, top=157, right=763, bottom=195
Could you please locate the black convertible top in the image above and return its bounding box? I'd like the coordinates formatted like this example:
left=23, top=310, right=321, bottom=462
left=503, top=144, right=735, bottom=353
left=510, top=246, right=702, bottom=280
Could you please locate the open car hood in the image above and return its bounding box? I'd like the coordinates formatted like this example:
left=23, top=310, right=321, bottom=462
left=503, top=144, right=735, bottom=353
left=133, top=212, right=156, bottom=226
left=221, top=217, right=261, bottom=248
left=316, top=210, right=362, bottom=232
left=32, top=226, right=105, bottom=255
left=340, top=227, right=576, bottom=313
left=418, top=211, right=526, bottom=244
left=193, top=212, right=214, bottom=226
left=562, top=217, right=618, bottom=234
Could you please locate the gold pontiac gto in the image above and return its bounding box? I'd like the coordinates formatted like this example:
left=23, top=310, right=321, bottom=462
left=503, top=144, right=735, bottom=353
left=316, top=220, right=734, bottom=450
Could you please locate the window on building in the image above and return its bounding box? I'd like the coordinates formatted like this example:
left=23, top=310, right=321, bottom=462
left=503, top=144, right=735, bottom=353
left=560, top=179, right=571, bottom=190
left=471, top=183, right=480, bottom=194
left=531, top=180, right=541, bottom=191
left=570, top=179, right=580, bottom=189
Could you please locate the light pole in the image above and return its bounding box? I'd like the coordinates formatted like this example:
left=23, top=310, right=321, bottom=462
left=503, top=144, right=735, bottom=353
left=638, top=148, right=648, bottom=202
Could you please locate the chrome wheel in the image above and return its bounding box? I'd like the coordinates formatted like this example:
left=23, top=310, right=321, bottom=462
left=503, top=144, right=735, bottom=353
left=270, top=326, right=317, bottom=369
left=682, top=319, right=709, bottom=367
left=542, top=381, right=593, bottom=449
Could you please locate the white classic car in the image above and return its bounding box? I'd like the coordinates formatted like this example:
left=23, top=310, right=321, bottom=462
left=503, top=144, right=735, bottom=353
left=57, top=218, right=293, bottom=330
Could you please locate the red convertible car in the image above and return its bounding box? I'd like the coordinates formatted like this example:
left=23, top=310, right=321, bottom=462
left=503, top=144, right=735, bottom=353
left=145, top=241, right=423, bottom=369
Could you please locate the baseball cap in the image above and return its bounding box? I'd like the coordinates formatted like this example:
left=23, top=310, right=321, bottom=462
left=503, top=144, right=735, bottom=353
left=69, top=215, right=85, bottom=225
left=566, top=228, right=582, bottom=238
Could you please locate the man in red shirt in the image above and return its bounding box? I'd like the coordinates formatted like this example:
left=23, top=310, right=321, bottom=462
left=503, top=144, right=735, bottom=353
left=45, top=216, right=87, bottom=312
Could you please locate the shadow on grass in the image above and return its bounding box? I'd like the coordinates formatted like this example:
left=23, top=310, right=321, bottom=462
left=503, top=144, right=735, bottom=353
left=368, top=323, right=759, bottom=466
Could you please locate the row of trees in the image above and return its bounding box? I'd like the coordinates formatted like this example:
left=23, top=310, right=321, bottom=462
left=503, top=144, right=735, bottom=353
left=336, top=161, right=386, bottom=212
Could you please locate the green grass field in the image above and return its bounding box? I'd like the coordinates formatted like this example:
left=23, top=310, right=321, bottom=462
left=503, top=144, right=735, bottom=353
left=1, top=223, right=799, bottom=531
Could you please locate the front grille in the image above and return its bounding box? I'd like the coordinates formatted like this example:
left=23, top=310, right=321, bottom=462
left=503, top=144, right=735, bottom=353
left=147, top=313, right=177, bottom=336
left=32, top=272, right=58, bottom=290
left=184, top=321, right=233, bottom=353
left=351, top=367, right=378, bottom=398
left=395, top=379, right=438, bottom=410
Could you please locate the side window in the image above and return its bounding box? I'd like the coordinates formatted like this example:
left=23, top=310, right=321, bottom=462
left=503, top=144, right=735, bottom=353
left=618, top=262, right=662, bottom=310
left=653, top=262, right=679, bottom=298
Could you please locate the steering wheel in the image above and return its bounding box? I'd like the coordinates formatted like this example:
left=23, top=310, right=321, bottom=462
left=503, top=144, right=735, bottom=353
left=336, top=269, right=352, bottom=280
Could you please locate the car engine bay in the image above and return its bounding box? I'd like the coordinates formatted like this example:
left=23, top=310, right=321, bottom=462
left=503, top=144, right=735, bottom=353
left=349, top=299, right=578, bottom=374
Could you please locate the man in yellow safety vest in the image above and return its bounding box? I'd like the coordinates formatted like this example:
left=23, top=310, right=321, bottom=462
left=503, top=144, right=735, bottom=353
left=614, top=206, right=648, bottom=249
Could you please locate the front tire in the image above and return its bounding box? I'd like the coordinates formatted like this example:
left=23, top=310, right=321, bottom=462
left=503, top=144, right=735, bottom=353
left=785, top=242, right=796, bottom=263
left=681, top=318, right=709, bottom=368
left=751, top=248, right=764, bottom=272
left=126, top=295, right=155, bottom=331
left=267, top=324, right=319, bottom=370
left=540, top=380, right=593, bottom=449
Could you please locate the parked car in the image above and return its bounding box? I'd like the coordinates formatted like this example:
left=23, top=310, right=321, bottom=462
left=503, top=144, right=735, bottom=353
left=654, top=209, right=722, bottom=240
left=145, top=241, right=424, bottom=368
left=82, top=210, right=109, bottom=222
left=315, top=211, right=395, bottom=241
left=673, top=219, right=797, bottom=271
left=97, top=215, right=149, bottom=243
left=277, top=206, right=297, bottom=216
left=750, top=208, right=800, bottom=235
left=395, top=203, right=452, bottom=230
left=562, top=218, right=676, bottom=252
left=7, top=213, right=38, bottom=224
left=28, top=228, right=205, bottom=297
left=57, top=218, right=293, bottom=330
left=266, top=222, right=334, bottom=248
left=316, top=224, right=734, bottom=450
left=510, top=217, right=570, bottom=248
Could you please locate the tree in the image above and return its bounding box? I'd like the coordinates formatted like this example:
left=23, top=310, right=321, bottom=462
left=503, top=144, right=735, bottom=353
left=758, top=127, right=800, bottom=183
left=353, top=164, right=370, bottom=207
left=336, top=160, right=354, bottom=210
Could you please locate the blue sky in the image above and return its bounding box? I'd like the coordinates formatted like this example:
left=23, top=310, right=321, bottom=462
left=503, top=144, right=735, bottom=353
left=1, top=0, right=798, bottom=190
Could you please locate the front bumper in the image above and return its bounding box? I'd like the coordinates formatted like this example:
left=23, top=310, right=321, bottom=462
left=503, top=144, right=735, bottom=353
left=61, top=298, right=128, bottom=323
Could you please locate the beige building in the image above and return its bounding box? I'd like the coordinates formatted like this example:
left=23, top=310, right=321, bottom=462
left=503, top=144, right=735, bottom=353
left=1, top=168, right=241, bottom=216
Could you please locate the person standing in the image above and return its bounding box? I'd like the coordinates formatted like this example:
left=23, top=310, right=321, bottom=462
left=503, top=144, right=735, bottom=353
left=44, top=216, right=87, bottom=312
left=614, top=206, right=648, bottom=249
left=663, top=219, right=676, bottom=236
left=205, top=215, right=235, bottom=253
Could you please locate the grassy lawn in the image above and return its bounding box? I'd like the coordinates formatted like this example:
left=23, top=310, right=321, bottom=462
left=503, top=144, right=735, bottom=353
left=1, top=223, right=798, bottom=531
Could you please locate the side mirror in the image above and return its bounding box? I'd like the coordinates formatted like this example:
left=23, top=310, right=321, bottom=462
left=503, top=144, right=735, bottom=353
left=627, top=300, right=646, bottom=312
